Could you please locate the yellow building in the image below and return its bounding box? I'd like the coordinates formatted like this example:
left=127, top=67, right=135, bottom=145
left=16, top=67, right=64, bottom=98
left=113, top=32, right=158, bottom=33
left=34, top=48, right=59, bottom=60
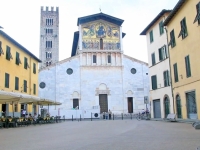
left=0, top=29, right=41, bottom=117
left=163, top=0, right=200, bottom=120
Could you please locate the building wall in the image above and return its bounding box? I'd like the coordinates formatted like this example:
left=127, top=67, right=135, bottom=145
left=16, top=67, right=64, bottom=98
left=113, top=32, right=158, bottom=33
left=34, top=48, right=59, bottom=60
left=166, top=0, right=200, bottom=119
left=0, top=33, right=40, bottom=116
left=145, top=12, right=173, bottom=118
left=39, top=6, right=59, bottom=68
left=39, top=54, right=149, bottom=115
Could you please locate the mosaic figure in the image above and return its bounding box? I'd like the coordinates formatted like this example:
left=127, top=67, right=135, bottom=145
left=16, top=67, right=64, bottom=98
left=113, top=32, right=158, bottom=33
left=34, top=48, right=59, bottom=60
left=116, top=42, right=120, bottom=49
left=96, top=23, right=106, bottom=38
left=82, top=41, right=87, bottom=49
left=83, top=30, right=87, bottom=36
left=87, top=24, right=95, bottom=36
left=113, top=31, right=119, bottom=38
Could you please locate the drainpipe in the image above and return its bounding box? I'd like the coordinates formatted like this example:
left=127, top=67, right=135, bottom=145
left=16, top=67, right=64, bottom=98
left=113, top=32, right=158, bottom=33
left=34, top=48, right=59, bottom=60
left=164, top=27, right=175, bottom=114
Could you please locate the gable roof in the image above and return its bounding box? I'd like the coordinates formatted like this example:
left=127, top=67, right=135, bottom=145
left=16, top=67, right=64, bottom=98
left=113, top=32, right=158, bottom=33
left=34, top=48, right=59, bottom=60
left=77, top=12, right=124, bottom=26
left=163, top=0, right=186, bottom=26
left=0, top=30, right=41, bottom=62
left=140, top=9, right=171, bottom=35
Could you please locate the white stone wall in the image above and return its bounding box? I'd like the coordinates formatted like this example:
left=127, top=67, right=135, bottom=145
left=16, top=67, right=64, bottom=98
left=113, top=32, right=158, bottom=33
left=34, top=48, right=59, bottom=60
left=39, top=54, right=149, bottom=117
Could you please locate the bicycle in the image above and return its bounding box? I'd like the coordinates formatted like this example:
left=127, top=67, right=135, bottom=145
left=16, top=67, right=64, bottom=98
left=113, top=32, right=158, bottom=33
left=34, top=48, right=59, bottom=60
left=136, top=111, right=150, bottom=121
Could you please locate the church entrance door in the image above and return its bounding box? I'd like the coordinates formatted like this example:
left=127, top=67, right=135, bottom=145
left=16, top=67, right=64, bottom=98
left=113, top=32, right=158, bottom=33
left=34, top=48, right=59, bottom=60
left=127, top=97, right=133, bottom=113
left=99, top=94, right=108, bottom=113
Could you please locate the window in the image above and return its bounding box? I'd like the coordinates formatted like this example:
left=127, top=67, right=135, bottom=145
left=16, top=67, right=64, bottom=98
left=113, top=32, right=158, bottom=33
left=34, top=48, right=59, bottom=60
left=173, top=63, right=179, bottom=82
left=39, top=82, right=46, bottom=89
left=15, top=77, right=19, bottom=90
left=24, top=80, right=27, bottom=93
left=46, top=41, right=52, bottom=48
left=193, top=2, right=200, bottom=25
left=46, top=51, right=52, bottom=58
left=0, top=41, right=4, bottom=56
left=169, top=29, right=176, bottom=48
left=46, top=61, right=51, bottom=67
left=159, top=20, right=164, bottom=35
left=46, top=19, right=53, bottom=26
left=66, top=68, right=73, bottom=75
left=46, top=29, right=53, bottom=34
left=178, top=17, right=188, bottom=39
left=73, top=99, right=79, bottom=109
left=33, top=84, right=36, bottom=95
left=5, top=73, right=9, bottom=88
left=16, top=52, right=21, bottom=65
left=131, top=68, right=137, bottom=74
left=163, top=70, right=170, bottom=87
left=93, top=55, right=96, bottom=63
left=6, top=46, right=12, bottom=60
left=151, top=75, right=157, bottom=90
left=100, top=39, right=103, bottom=50
left=158, top=45, right=168, bottom=61
left=108, top=55, right=111, bottom=63
left=185, top=55, right=191, bottom=77
left=151, top=53, right=156, bottom=65
left=149, top=30, right=154, bottom=43
left=24, top=57, right=29, bottom=69
left=33, top=63, right=36, bottom=74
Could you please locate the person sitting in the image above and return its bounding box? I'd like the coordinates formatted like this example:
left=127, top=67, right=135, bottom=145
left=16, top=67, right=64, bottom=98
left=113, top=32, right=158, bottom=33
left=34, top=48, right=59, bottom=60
left=33, top=113, right=37, bottom=125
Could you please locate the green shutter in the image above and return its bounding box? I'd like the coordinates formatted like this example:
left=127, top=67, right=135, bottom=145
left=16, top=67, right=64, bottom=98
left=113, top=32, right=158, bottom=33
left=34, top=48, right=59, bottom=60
left=33, top=63, right=36, bottom=74
left=5, top=73, right=9, bottom=88
left=150, top=30, right=153, bottom=43
left=173, top=63, right=179, bottom=82
left=151, top=53, right=155, bottom=65
left=159, top=21, right=164, bottom=35
left=185, top=55, right=191, bottom=77
left=6, top=46, right=10, bottom=60
left=159, top=48, right=162, bottom=61
left=15, top=77, right=19, bottom=90
left=16, top=52, right=19, bottom=65
left=33, top=84, right=36, bottom=94
left=24, top=80, right=27, bottom=92
left=24, top=57, right=27, bottom=69
left=151, top=75, right=157, bottom=90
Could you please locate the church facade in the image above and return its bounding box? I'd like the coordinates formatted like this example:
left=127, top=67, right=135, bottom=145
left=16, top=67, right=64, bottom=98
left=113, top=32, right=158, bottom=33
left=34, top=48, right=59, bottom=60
left=39, top=13, right=149, bottom=117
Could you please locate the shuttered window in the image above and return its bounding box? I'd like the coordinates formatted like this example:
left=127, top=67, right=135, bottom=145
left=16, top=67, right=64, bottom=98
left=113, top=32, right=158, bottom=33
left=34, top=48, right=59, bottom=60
left=149, top=30, right=154, bottom=43
left=151, top=75, right=157, bottom=90
left=0, top=41, right=4, bottom=56
left=16, top=52, right=21, bottom=65
left=169, top=30, right=176, bottom=48
left=178, top=17, right=188, bottom=39
left=5, top=73, right=9, bottom=88
left=159, top=45, right=167, bottom=61
left=163, top=70, right=170, bottom=87
left=194, top=2, right=200, bottom=25
left=33, top=84, right=36, bottom=95
left=33, top=63, right=36, bottom=74
left=6, top=46, right=12, bottom=60
left=159, top=20, right=164, bottom=35
left=15, top=77, right=19, bottom=90
left=173, top=63, right=179, bottom=82
left=185, top=55, right=191, bottom=77
left=24, top=80, right=27, bottom=93
left=24, top=57, right=29, bottom=69
left=151, top=53, right=156, bottom=65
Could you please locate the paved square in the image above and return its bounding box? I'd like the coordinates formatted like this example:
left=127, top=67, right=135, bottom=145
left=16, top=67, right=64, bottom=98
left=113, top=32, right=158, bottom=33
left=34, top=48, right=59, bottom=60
left=0, top=120, right=200, bottom=150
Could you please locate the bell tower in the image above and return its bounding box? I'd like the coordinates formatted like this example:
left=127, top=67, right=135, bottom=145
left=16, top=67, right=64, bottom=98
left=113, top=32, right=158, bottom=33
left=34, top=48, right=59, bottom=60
left=39, top=6, right=59, bottom=69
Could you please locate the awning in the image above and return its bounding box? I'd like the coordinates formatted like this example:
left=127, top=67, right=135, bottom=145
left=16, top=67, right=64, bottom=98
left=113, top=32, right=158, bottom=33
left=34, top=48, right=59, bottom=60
left=26, top=99, right=61, bottom=106
left=0, top=90, right=40, bottom=104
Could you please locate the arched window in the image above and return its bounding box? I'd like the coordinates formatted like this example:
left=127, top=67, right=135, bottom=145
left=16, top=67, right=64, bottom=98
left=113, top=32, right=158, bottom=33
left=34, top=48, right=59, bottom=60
left=100, top=38, right=103, bottom=50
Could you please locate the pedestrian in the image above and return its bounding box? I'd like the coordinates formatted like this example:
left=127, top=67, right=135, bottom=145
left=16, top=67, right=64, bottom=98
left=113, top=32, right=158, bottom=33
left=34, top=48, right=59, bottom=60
left=105, top=112, right=108, bottom=120
left=103, top=112, right=105, bottom=119
left=108, top=109, right=112, bottom=120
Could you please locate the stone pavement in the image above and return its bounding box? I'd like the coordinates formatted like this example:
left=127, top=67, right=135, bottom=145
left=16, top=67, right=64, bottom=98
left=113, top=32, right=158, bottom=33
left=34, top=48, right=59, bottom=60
left=0, top=120, right=200, bottom=150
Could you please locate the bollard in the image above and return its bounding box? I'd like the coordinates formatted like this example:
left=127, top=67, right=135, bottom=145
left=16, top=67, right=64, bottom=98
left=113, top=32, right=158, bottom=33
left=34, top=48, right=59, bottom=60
left=131, top=113, right=132, bottom=120
left=72, top=115, right=73, bottom=121
left=113, top=114, right=114, bottom=120
left=122, top=113, right=123, bottom=120
left=91, top=113, right=92, bottom=121
left=80, top=114, right=81, bottom=121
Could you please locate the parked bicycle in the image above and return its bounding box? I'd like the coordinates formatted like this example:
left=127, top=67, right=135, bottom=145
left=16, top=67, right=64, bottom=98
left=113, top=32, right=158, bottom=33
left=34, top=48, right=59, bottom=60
left=136, top=109, right=150, bottom=121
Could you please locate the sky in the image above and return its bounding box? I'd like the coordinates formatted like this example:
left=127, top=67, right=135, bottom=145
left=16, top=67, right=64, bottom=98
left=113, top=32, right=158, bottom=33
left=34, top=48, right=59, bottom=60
left=0, top=0, right=178, bottom=63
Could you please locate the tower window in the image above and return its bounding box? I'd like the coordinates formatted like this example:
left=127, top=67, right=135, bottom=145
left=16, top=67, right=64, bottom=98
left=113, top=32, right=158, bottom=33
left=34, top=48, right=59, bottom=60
left=46, top=51, right=52, bottom=58
left=46, top=41, right=52, bottom=48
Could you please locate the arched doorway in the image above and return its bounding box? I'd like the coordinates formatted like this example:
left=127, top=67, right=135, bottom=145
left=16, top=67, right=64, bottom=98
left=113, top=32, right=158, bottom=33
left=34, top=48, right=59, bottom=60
left=176, top=95, right=182, bottom=118
left=164, top=96, right=170, bottom=118
left=186, top=91, right=197, bottom=119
